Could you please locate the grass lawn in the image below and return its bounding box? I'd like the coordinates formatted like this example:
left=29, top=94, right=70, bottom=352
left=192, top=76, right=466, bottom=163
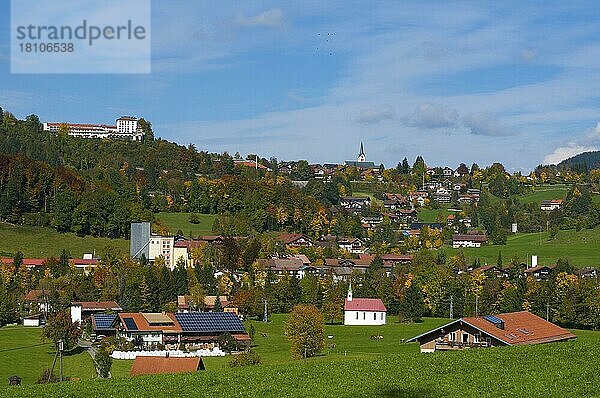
left=417, top=208, right=453, bottom=222
left=444, top=227, right=600, bottom=267
left=6, top=316, right=600, bottom=397
left=0, top=223, right=128, bottom=258
left=516, top=186, right=569, bottom=204
left=154, top=213, right=216, bottom=237
left=0, top=325, right=96, bottom=385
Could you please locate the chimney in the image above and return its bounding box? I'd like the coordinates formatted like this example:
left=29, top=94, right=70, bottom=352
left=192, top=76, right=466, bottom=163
left=531, top=255, right=538, bottom=268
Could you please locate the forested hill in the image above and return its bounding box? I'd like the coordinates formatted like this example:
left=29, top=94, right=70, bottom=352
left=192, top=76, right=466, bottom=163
left=558, top=151, right=600, bottom=171
left=0, top=110, right=326, bottom=239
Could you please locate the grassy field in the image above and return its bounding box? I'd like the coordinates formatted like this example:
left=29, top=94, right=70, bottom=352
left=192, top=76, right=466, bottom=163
left=154, top=213, right=217, bottom=237
left=417, top=208, right=453, bottom=222
left=516, top=186, right=569, bottom=204
left=0, top=223, right=129, bottom=258
left=0, top=325, right=96, bottom=385
left=5, top=316, right=600, bottom=397
left=445, top=227, right=600, bottom=267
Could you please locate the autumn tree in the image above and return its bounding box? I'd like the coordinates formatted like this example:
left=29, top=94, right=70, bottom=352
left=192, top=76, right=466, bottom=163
left=284, top=304, right=325, bottom=359
left=41, top=311, right=82, bottom=350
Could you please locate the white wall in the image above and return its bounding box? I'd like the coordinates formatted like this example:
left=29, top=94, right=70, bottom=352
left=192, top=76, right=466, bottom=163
left=23, top=318, right=40, bottom=327
left=344, top=310, right=386, bottom=326
left=70, top=305, right=82, bottom=324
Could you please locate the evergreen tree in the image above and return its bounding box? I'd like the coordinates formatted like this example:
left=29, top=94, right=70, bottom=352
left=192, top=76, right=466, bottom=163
left=213, top=294, right=222, bottom=312
left=497, top=251, right=503, bottom=267
left=139, top=276, right=153, bottom=312
left=398, top=284, right=426, bottom=323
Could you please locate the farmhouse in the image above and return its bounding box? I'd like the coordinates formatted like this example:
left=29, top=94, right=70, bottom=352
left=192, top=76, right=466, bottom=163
left=344, top=285, right=387, bottom=326
left=278, top=233, right=314, bottom=248
left=71, top=301, right=122, bottom=324
left=452, top=234, right=488, bottom=248
left=540, top=199, right=563, bottom=211
left=340, top=196, right=371, bottom=210
left=130, top=357, right=205, bottom=376
left=338, top=237, right=366, bottom=254
left=524, top=264, right=556, bottom=281
left=408, top=311, right=576, bottom=353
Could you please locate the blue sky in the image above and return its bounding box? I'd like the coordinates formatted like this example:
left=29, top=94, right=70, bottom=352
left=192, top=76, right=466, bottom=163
left=2, top=1, right=600, bottom=170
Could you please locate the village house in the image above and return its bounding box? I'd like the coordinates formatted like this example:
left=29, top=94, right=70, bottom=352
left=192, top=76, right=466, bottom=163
left=340, top=196, right=371, bottom=210
left=277, top=233, right=314, bottom=248
left=113, top=312, right=182, bottom=348
left=361, top=215, right=384, bottom=230
left=408, top=311, right=576, bottom=353
left=257, top=256, right=316, bottom=279
left=432, top=187, right=451, bottom=203
left=458, top=194, right=480, bottom=204
left=452, top=234, right=488, bottom=248
left=337, top=237, right=366, bottom=254
left=473, top=265, right=509, bottom=279
left=524, top=264, right=556, bottom=281
left=71, top=301, right=122, bottom=325
left=540, top=199, right=563, bottom=211
left=344, top=284, right=387, bottom=326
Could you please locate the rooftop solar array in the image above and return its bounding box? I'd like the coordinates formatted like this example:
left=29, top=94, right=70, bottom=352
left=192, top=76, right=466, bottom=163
left=483, top=315, right=503, bottom=324
left=123, top=317, right=138, bottom=331
left=93, top=314, right=117, bottom=330
left=176, top=312, right=246, bottom=333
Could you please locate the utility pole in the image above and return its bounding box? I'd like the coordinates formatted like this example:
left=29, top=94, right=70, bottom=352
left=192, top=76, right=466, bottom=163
left=58, top=339, right=64, bottom=382
left=449, top=295, right=454, bottom=319
left=263, top=298, right=268, bottom=323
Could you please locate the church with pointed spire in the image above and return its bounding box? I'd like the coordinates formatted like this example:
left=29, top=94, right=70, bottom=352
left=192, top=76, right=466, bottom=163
left=343, top=282, right=387, bottom=325
left=344, top=142, right=376, bottom=169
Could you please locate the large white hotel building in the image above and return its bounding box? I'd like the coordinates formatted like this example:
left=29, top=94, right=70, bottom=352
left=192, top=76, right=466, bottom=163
left=43, top=116, right=144, bottom=141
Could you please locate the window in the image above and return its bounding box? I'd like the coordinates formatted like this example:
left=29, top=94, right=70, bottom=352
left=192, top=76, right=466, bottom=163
left=363, top=312, right=366, bottom=320
left=462, top=333, right=469, bottom=343
left=381, top=313, right=384, bottom=320
left=374, top=313, right=377, bottom=320
left=474, top=334, right=480, bottom=343
left=356, top=312, right=359, bottom=320
left=450, top=332, right=457, bottom=342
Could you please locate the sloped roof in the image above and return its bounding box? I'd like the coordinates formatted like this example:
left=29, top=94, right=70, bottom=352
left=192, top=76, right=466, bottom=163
left=117, top=312, right=181, bottom=333
left=175, top=312, right=246, bottom=333
left=130, top=357, right=203, bottom=376
left=24, top=289, right=50, bottom=301
left=408, top=311, right=576, bottom=346
left=278, top=233, right=313, bottom=245
left=344, top=298, right=387, bottom=312
left=453, top=234, right=488, bottom=242
left=73, top=301, right=122, bottom=311
left=524, top=264, right=556, bottom=274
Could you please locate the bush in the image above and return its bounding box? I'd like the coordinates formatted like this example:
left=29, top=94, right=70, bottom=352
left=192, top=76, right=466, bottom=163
left=36, top=369, right=58, bottom=384
left=95, top=347, right=112, bottom=378
left=228, top=350, right=261, bottom=367
left=284, top=304, right=325, bottom=359
left=218, top=332, right=239, bottom=353
left=189, top=213, right=200, bottom=224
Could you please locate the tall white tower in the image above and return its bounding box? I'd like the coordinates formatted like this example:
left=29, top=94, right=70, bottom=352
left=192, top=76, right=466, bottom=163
left=347, top=281, right=353, bottom=302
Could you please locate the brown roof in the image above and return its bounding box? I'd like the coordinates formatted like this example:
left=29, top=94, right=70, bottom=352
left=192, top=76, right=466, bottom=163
left=463, top=311, right=576, bottom=345
left=524, top=264, right=556, bottom=274
left=453, top=234, right=488, bottom=242
left=72, top=301, right=122, bottom=311
left=278, top=233, right=313, bottom=245
left=24, top=289, right=50, bottom=301
left=117, top=312, right=181, bottom=333
left=130, top=357, right=204, bottom=376
left=1, top=257, right=45, bottom=267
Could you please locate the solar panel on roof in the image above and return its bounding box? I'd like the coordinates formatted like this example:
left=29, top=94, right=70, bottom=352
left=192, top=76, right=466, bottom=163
left=93, top=314, right=117, bottom=330
left=123, top=317, right=138, bottom=331
left=175, top=312, right=245, bottom=333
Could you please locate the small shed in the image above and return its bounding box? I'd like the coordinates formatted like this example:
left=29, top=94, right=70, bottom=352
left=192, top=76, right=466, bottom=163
left=23, top=314, right=41, bottom=327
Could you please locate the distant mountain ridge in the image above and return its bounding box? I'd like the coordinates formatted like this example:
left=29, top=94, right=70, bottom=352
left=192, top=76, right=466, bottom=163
left=557, top=151, right=600, bottom=170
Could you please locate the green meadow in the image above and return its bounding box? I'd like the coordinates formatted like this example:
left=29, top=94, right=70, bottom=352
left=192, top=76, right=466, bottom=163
left=4, top=314, right=600, bottom=397
left=0, top=223, right=128, bottom=259
left=445, top=227, right=600, bottom=267
left=154, top=212, right=217, bottom=237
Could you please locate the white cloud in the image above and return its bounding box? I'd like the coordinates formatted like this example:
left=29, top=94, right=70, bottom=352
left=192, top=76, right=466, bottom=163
left=234, top=8, right=284, bottom=28
left=403, top=103, right=458, bottom=129
left=520, top=49, right=537, bottom=61
left=463, top=112, right=514, bottom=136
left=355, top=105, right=395, bottom=124
left=543, top=144, right=598, bottom=165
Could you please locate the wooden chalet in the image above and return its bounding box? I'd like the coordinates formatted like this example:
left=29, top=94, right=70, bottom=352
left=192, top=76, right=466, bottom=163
left=408, top=311, right=576, bottom=353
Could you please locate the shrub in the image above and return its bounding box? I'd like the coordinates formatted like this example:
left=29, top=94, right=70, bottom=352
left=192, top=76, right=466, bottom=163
left=218, top=332, right=238, bottom=353
left=228, top=350, right=262, bottom=367
left=95, top=347, right=112, bottom=378
left=36, top=369, right=58, bottom=384
left=189, top=213, right=200, bottom=224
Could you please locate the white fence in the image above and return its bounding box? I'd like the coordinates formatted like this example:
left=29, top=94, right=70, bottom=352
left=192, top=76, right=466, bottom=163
left=111, top=348, right=225, bottom=360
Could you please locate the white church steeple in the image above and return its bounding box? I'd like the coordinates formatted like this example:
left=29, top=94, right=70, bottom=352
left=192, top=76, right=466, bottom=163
left=347, top=281, right=353, bottom=301
left=357, top=142, right=366, bottom=162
